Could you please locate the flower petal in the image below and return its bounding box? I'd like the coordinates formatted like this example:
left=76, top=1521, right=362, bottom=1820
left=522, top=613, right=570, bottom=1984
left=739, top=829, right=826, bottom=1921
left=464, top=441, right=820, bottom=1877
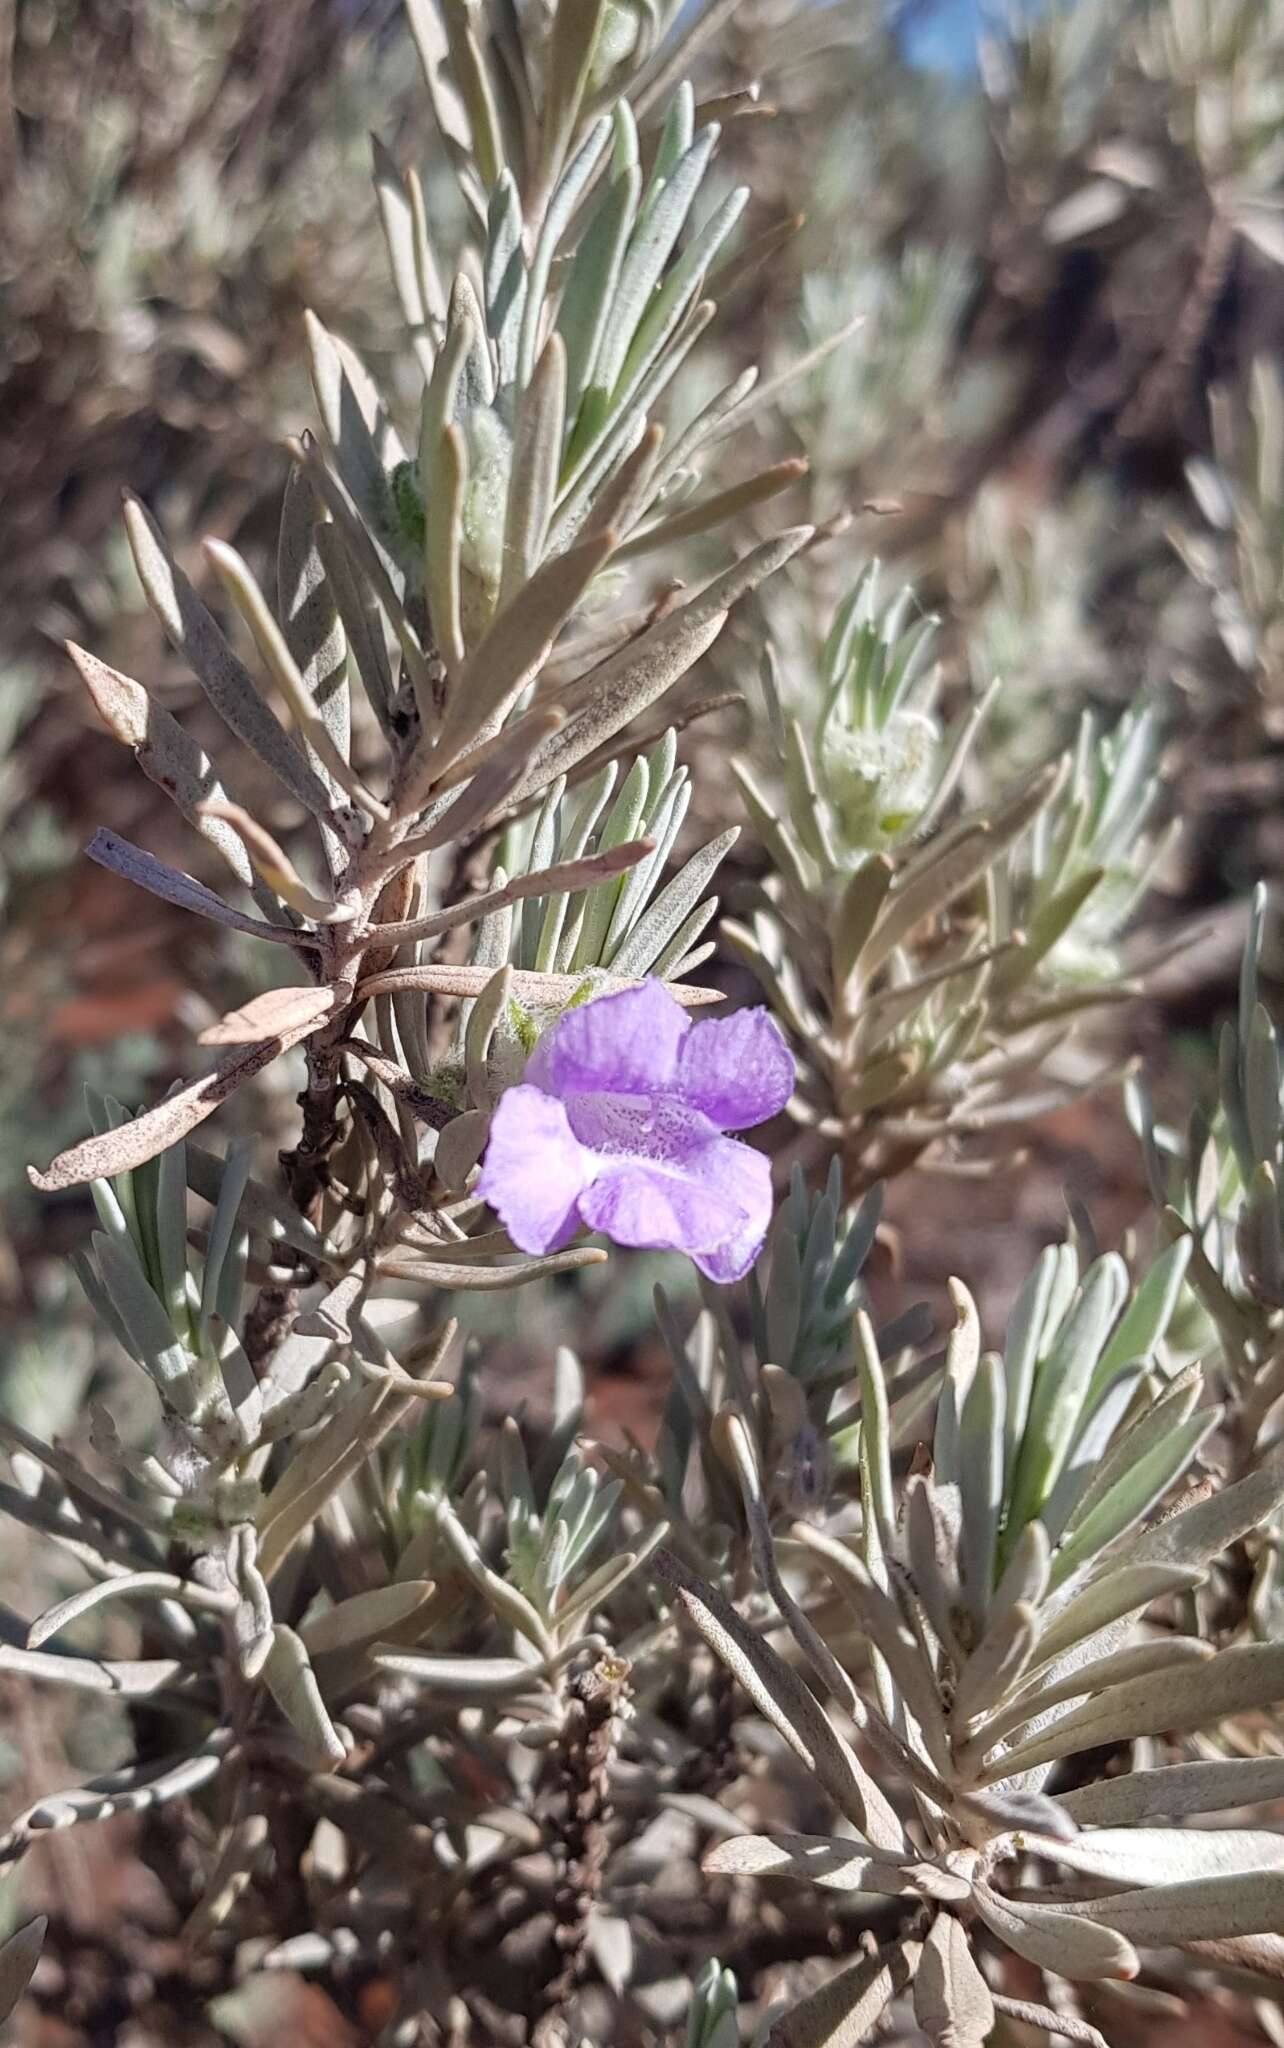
left=577, top=1130, right=773, bottom=1283
left=564, top=1093, right=715, bottom=1166
left=577, top=1164, right=734, bottom=1263
left=685, top=1131, right=775, bottom=1284
left=674, top=1006, right=794, bottom=1130
left=537, top=980, right=689, bottom=1098
left=475, top=1087, right=592, bottom=1255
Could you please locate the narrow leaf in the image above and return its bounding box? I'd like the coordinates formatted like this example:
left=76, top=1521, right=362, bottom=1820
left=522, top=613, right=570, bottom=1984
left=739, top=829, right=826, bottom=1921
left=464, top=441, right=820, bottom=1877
left=1034, top=1563, right=1203, bottom=1668
left=1122, top=1443, right=1284, bottom=1574
left=27, top=1570, right=225, bottom=1649
left=200, top=985, right=336, bottom=1048
left=373, top=136, right=441, bottom=372
left=1058, top=1755, right=1284, bottom=1826
left=304, top=310, right=406, bottom=543
left=914, top=1910, right=994, bottom=2048
left=704, top=1831, right=965, bottom=1902
left=0, top=1644, right=183, bottom=1696
left=68, top=643, right=261, bottom=894
left=204, top=538, right=379, bottom=817
left=262, top=1625, right=347, bottom=1768
left=500, top=333, right=567, bottom=604
left=432, top=527, right=617, bottom=762
left=607, top=827, right=736, bottom=978
left=512, top=528, right=811, bottom=802
left=85, top=830, right=304, bottom=947
left=301, top=1581, right=435, bottom=1657
left=0, top=1919, right=46, bottom=2021
left=30, top=1028, right=310, bottom=1192
left=986, top=1644, right=1284, bottom=1781
left=123, top=493, right=332, bottom=818
left=971, top=1886, right=1137, bottom=1981
left=1047, top=1827, right=1284, bottom=1891
left=767, top=1941, right=913, bottom=2048
left=1080, top=1869, right=1284, bottom=1945
left=656, top=1548, right=891, bottom=1842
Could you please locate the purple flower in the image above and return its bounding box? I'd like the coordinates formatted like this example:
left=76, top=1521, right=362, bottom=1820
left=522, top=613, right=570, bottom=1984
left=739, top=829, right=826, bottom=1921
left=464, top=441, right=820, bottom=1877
left=476, top=982, right=793, bottom=1283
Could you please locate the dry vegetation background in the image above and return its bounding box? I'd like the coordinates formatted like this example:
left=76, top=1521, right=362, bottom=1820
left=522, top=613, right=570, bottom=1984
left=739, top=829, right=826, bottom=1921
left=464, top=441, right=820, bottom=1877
left=2, top=0, right=1284, bottom=2039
